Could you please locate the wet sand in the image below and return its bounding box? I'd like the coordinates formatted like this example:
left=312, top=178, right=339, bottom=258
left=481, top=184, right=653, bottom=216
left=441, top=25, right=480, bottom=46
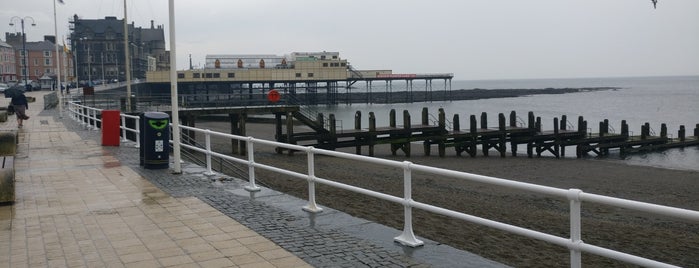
left=195, top=120, right=699, bottom=267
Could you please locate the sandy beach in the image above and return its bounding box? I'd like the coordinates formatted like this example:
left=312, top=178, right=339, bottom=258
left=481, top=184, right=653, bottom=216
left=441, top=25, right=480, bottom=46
left=194, top=120, right=699, bottom=267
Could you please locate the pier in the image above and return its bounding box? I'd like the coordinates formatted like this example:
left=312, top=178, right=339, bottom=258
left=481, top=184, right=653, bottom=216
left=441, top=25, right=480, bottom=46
left=273, top=108, right=699, bottom=158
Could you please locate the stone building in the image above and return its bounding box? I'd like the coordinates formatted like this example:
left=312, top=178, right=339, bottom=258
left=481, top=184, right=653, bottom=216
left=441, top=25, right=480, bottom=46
left=0, top=40, right=16, bottom=83
left=69, top=15, right=169, bottom=84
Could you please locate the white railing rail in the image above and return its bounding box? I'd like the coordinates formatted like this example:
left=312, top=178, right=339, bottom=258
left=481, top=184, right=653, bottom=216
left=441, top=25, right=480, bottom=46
left=66, top=101, right=697, bottom=268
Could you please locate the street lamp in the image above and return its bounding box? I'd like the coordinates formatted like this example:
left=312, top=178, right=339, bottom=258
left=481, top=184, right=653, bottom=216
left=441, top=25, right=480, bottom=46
left=9, top=16, right=36, bottom=87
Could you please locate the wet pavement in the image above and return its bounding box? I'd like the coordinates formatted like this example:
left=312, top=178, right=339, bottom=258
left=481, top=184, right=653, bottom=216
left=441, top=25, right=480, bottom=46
left=0, top=91, right=508, bottom=267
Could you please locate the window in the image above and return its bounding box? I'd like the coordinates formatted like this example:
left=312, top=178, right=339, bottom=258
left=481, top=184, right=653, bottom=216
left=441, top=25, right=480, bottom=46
left=205, top=73, right=213, bottom=78
left=34, top=59, right=39, bottom=66
left=295, top=73, right=301, bottom=78
left=21, top=69, right=26, bottom=75
left=44, top=51, right=51, bottom=57
left=45, top=68, right=52, bottom=74
left=20, top=58, right=26, bottom=66
left=19, top=50, right=25, bottom=56
left=341, top=63, right=346, bottom=67
left=323, top=63, right=328, bottom=67
left=227, top=73, right=235, bottom=78
left=307, top=73, right=314, bottom=77
left=332, top=56, right=338, bottom=59
left=177, top=73, right=184, bottom=79
left=193, top=73, right=200, bottom=78
left=213, top=73, right=220, bottom=78
left=35, top=69, right=40, bottom=75
left=321, top=55, right=326, bottom=60
left=45, top=58, right=52, bottom=66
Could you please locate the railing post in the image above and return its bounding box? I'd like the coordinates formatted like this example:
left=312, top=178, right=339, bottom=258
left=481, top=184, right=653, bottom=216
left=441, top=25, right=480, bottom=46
left=302, top=147, right=323, bottom=213
left=394, top=161, right=424, bottom=247
left=134, top=116, right=141, bottom=148
left=568, top=189, right=583, bottom=268
left=244, top=137, right=261, bottom=192
left=121, top=114, right=128, bottom=142
left=204, top=129, right=214, bottom=176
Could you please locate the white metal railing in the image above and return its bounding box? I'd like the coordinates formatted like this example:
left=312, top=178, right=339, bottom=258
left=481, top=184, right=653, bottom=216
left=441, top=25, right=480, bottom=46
left=66, top=100, right=698, bottom=268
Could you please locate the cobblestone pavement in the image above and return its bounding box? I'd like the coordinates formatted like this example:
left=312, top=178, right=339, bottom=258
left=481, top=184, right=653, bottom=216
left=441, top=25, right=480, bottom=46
left=58, top=107, right=507, bottom=268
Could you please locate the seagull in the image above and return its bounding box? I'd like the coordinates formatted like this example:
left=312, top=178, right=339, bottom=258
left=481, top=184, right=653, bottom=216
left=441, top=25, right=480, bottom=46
left=651, top=0, right=657, bottom=9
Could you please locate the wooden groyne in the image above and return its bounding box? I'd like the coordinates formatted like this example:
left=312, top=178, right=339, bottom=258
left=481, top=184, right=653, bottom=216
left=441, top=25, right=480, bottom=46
left=275, top=108, right=699, bottom=158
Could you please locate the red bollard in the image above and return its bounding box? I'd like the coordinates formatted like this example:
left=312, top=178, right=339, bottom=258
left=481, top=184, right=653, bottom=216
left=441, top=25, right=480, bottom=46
left=101, top=110, right=121, bottom=146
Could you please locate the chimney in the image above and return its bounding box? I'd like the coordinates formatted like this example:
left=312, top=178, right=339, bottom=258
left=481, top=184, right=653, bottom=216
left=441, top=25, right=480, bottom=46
left=44, top=35, right=56, bottom=44
left=151, top=20, right=154, bottom=29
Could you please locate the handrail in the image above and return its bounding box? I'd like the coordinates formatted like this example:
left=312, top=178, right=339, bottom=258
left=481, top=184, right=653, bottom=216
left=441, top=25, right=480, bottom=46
left=66, top=100, right=697, bottom=268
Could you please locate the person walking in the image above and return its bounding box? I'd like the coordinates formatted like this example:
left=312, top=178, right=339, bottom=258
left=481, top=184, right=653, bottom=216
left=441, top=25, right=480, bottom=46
left=11, top=91, right=30, bottom=128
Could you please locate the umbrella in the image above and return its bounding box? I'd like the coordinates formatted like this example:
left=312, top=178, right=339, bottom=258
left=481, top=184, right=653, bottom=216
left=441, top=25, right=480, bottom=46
left=3, top=85, right=24, bottom=98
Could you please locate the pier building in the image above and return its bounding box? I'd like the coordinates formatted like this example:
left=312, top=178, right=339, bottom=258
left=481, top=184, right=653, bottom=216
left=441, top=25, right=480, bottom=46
left=145, top=51, right=454, bottom=105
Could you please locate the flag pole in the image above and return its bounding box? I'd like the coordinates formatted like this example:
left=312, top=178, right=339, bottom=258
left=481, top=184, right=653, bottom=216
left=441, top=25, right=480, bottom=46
left=169, top=0, right=181, bottom=173
left=53, top=0, right=63, bottom=118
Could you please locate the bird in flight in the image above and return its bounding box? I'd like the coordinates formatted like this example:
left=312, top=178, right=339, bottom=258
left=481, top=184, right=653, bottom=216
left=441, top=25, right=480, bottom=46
left=651, top=0, right=658, bottom=9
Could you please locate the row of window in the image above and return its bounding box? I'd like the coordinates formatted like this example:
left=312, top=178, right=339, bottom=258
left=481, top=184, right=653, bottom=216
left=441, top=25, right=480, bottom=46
left=322, top=62, right=346, bottom=67
left=19, top=68, right=55, bottom=76
left=178, top=72, right=321, bottom=79
left=19, top=58, right=53, bottom=66
left=19, top=50, right=54, bottom=57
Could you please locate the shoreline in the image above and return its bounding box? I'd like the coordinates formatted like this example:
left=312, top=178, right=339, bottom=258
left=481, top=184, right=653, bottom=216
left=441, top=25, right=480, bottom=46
left=194, top=120, right=699, bottom=267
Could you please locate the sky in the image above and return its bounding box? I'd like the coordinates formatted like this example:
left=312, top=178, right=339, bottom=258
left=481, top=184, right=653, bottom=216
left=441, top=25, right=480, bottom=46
left=1, top=0, right=698, bottom=80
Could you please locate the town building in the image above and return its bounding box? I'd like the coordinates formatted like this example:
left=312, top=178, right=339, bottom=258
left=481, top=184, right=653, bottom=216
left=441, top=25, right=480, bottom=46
left=69, top=15, right=169, bottom=84
left=4, top=33, right=71, bottom=88
left=0, top=40, right=16, bottom=83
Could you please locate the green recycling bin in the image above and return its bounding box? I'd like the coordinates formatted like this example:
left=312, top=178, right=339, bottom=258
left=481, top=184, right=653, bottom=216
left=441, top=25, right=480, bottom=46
left=142, top=112, right=170, bottom=169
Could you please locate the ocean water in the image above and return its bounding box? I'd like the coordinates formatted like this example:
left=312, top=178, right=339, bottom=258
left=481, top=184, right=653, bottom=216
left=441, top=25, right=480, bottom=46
left=314, top=76, right=699, bottom=171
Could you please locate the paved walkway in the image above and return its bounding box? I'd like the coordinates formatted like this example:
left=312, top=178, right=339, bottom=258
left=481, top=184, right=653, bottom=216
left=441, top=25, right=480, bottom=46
left=1, top=91, right=507, bottom=268
left=0, top=92, right=310, bottom=267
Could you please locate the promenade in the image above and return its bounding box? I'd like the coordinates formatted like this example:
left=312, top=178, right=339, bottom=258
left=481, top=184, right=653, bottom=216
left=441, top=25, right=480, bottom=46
left=0, top=90, right=506, bottom=267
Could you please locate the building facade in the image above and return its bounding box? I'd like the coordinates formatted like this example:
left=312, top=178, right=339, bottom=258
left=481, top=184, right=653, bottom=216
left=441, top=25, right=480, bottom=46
left=4, top=33, right=71, bottom=86
left=0, top=40, right=16, bottom=82
left=69, top=15, right=169, bottom=84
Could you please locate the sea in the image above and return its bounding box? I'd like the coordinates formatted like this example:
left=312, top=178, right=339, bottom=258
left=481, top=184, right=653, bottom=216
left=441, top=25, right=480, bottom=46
left=311, top=75, right=699, bottom=172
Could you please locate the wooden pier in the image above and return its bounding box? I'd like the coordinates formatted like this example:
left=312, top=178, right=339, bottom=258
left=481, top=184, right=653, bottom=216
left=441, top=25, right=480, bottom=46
left=274, top=108, right=699, bottom=158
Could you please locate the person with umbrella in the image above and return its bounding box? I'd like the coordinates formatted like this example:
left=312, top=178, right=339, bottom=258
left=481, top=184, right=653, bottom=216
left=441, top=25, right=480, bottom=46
left=10, top=90, right=29, bottom=128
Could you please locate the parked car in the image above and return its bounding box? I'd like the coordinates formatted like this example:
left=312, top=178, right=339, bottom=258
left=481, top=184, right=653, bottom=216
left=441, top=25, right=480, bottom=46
left=0, top=83, right=8, bottom=93
left=17, top=80, right=40, bottom=91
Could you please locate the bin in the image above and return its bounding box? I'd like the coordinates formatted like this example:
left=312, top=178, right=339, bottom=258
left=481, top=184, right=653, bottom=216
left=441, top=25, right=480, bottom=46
left=101, top=110, right=121, bottom=146
left=141, top=112, right=170, bottom=169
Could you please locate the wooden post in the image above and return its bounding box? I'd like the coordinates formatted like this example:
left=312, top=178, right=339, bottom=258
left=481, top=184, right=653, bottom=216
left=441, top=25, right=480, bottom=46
left=286, top=112, right=295, bottom=155
left=369, top=112, right=376, bottom=156
left=469, top=115, right=477, bottom=157
left=438, top=108, right=446, bottom=157
left=694, top=124, right=698, bottom=137
left=621, top=120, right=628, bottom=137
left=561, top=115, right=567, bottom=130
left=553, top=117, right=560, bottom=158
left=498, top=113, right=506, bottom=157
left=317, top=113, right=325, bottom=129
left=421, top=107, right=429, bottom=125
left=239, top=114, right=247, bottom=155
left=403, top=110, right=411, bottom=157
left=660, top=123, right=667, bottom=139
left=329, top=114, right=337, bottom=150
left=509, top=111, right=517, bottom=127
left=679, top=125, right=686, bottom=142
left=578, top=116, right=585, bottom=135
left=453, top=114, right=460, bottom=132
left=641, top=123, right=648, bottom=140
left=274, top=113, right=283, bottom=154
left=480, top=112, right=488, bottom=129
left=528, top=112, right=535, bottom=130
left=536, top=117, right=542, bottom=132
left=355, top=111, right=362, bottom=154
left=390, top=109, right=396, bottom=128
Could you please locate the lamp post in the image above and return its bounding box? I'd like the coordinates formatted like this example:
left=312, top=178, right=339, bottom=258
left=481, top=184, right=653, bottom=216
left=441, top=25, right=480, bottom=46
left=9, top=16, right=36, bottom=87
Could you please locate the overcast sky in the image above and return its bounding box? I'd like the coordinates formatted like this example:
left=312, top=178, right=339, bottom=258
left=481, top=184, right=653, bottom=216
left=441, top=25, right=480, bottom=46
left=2, top=0, right=698, bottom=80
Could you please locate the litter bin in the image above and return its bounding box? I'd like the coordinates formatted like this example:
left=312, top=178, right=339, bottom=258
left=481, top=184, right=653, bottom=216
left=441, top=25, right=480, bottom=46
left=141, top=112, right=170, bottom=169
left=101, top=110, right=120, bottom=146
